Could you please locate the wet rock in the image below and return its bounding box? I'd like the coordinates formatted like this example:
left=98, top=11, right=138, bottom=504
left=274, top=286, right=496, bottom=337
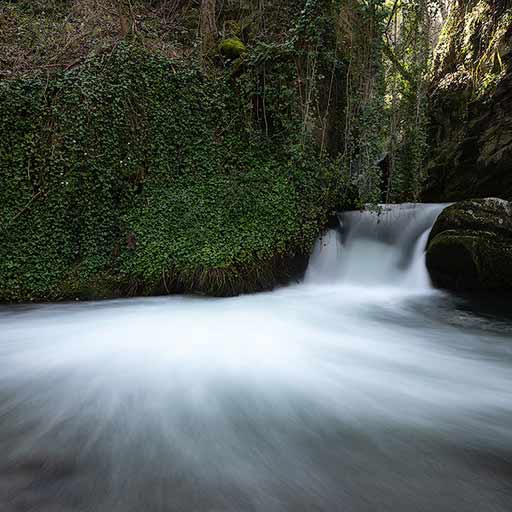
left=426, top=198, right=512, bottom=290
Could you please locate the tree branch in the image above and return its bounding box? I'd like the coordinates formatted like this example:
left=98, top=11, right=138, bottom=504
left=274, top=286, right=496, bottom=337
left=382, top=40, right=413, bottom=83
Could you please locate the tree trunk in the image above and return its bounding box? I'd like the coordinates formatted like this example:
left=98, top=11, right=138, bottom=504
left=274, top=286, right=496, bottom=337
left=117, top=0, right=132, bottom=37
left=200, top=0, right=217, bottom=61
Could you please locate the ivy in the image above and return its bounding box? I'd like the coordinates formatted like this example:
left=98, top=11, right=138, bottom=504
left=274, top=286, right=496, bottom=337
left=337, top=0, right=388, bottom=204
left=0, top=43, right=343, bottom=301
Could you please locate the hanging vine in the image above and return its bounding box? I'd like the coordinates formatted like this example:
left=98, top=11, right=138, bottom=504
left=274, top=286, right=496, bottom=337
left=336, top=0, right=447, bottom=204
left=336, top=0, right=387, bottom=205
left=383, top=0, right=445, bottom=202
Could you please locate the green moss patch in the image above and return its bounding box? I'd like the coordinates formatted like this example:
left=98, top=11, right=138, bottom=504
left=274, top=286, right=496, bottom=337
left=218, top=38, right=247, bottom=60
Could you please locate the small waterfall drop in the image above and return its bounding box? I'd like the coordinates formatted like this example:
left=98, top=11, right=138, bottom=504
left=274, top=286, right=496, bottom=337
left=305, top=203, right=447, bottom=289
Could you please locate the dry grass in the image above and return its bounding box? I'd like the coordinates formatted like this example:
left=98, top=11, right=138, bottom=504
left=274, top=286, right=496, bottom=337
left=0, top=0, right=195, bottom=78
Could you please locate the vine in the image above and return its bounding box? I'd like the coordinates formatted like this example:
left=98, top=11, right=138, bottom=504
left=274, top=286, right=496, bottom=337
left=383, top=0, right=451, bottom=202
left=0, top=41, right=343, bottom=301
left=337, top=0, right=387, bottom=204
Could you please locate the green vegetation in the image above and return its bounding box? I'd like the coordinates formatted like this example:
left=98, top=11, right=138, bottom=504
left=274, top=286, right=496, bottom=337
left=0, top=43, right=343, bottom=301
left=433, top=0, right=511, bottom=98
left=2, top=0, right=509, bottom=300
left=218, top=38, right=247, bottom=60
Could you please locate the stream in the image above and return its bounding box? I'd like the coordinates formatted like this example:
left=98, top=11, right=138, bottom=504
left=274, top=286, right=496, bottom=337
left=0, top=203, right=511, bottom=511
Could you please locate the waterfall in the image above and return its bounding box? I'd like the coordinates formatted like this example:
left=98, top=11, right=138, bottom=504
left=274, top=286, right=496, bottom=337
left=305, top=203, right=447, bottom=289
left=2, top=201, right=512, bottom=512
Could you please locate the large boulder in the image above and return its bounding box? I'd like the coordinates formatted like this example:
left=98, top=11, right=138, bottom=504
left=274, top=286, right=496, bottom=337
left=426, top=198, right=512, bottom=290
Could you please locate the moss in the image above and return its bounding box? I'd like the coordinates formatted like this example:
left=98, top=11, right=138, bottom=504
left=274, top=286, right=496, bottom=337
left=431, top=0, right=511, bottom=98
left=426, top=199, right=512, bottom=290
left=218, top=38, right=247, bottom=60
left=59, top=270, right=126, bottom=301
left=427, top=230, right=512, bottom=290
left=426, top=231, right=481, bottom=289
left=142, top=250, right=309, bottom=297
left=428, top=198, right=512, bottom=242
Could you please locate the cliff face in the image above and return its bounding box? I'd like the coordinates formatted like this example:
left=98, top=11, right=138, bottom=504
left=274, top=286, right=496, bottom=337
left=0, top=1, right=347, bottom=302
left=423, top=0, right=512, bottom=202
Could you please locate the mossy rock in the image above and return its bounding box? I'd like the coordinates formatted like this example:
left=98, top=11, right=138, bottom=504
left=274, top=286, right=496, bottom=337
left=218, top=38, right=247, bottom=60
left=426, top=198, right=512, bottom=290
left=428, top=198, right=512, bottom=240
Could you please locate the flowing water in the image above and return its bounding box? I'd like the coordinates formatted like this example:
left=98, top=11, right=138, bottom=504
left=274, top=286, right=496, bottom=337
left=1, top=203, right=512, bottom=512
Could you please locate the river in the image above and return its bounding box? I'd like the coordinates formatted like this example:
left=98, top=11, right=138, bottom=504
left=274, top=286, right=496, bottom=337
left=0, top=204, right=511, bottom=511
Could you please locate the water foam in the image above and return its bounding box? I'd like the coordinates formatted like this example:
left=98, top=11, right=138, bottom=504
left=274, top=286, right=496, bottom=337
left=1, top=203, right=511, bottom=512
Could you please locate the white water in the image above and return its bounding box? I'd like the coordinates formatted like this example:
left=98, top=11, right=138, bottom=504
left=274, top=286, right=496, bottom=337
left=306, top=203, right=446, bottom=288
left=0, top=203, right=511, bottom=512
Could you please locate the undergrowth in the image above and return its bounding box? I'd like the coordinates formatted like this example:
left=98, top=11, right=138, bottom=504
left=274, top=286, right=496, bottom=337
left=0, top=44, right=343, bottom=300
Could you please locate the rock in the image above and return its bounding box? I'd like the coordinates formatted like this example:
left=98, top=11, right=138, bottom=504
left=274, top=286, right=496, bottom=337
left=422, top=0, right=512, bottom=202
left=426, top=198, right=512, bottom=290
left=218, top=38, right=247, bottom=60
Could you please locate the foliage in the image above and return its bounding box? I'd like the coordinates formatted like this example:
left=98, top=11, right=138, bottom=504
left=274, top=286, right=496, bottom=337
left=0, top=43, right=342, bottom=301
left=433, top=0, right=511, bottom=98
left=0, top=0, right=195, bottom=78
left=383, top=0, right=435, bottom=202
left=0, top=0, right=466, bottom=301
left=218, top=38, right=247, bottom=59
left=336, top=0, right=387, bottom=204
left=333, top=0, right=448, bottom=203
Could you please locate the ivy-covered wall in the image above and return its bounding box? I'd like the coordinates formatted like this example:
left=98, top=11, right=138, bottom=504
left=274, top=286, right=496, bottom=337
left=0, top=44, right=343, bottom=301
